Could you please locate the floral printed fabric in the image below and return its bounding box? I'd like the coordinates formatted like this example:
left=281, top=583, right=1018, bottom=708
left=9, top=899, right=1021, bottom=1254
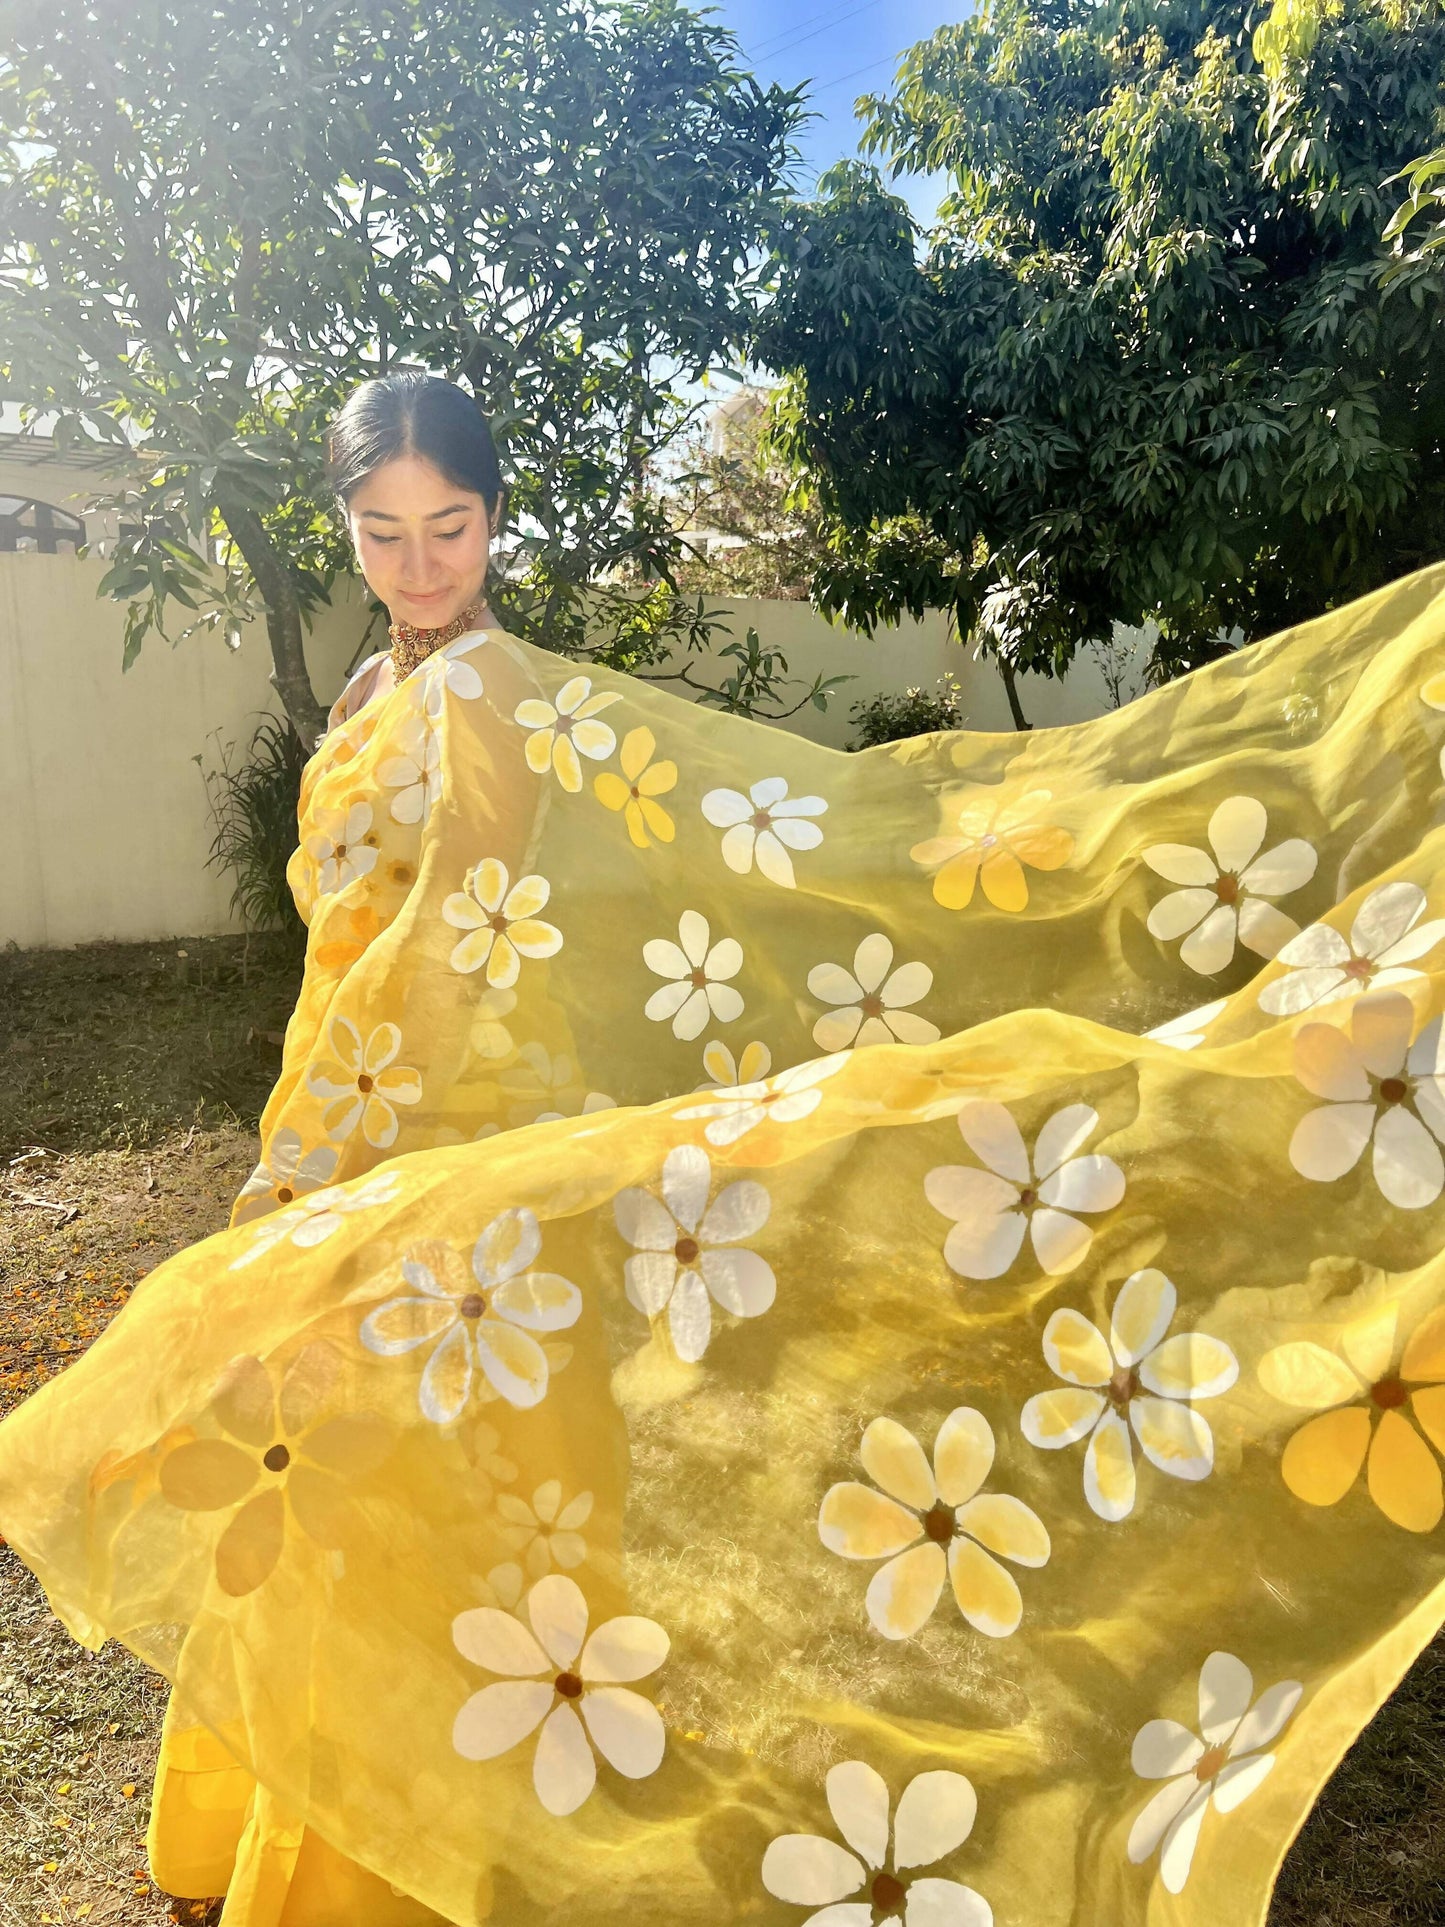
left=4, top=569, right=1445, bottom=1927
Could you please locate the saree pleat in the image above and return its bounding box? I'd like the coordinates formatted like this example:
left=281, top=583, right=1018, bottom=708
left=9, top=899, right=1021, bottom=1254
left=5, top=564, right=1445, bottom=1923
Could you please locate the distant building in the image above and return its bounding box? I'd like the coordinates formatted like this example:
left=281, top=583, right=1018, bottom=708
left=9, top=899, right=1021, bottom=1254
left=0, top=427, right=128, bottom=554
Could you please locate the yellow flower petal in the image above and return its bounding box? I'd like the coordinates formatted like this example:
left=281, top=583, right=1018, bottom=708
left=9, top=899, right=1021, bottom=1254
left=860, top=1417, right=936, bottom=1511
left=1043, top=1309, right=1112, bottom=1388
left=947, top=1537, right=1022, bottom=1638
left=1367, top=1409, right=1444, bottom=1533
left=931, top=849, right=982, bottom=909
left=819, top=1481, right=922, bottom=1561
left=1401, top=1305, right=1445, bottom=1383
left=1258, top=1342, right=1362, bottom=1411
left=638, top=798, right=676, bottom=844
left=979, top=848, right=1029, bottom=912
left=215, top=1487, right=286, bottom=1596
left=865, top=1541, right=946, bottom=1639
left=955, top=1493, right=1050, bottom=1568
left=1411, top=1385, right=1445, bottom=1457
left=552, top=734, right=583, bottom=793
left=619, top=727, right=655, bottom=783
left=1009, top=824, right=1074, bottom=871
left=159, top=1439, right=258, bottom=1511
left=638, top=759, right=677, bottom=798
left=523, top=729, right=555, bottom=776
left=594, top=772, right=630, bottom=813
left=1281, top=1406, right=1372, bottom=1507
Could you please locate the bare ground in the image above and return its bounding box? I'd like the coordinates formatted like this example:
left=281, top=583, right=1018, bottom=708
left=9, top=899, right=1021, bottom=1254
left=0, top=936, right=1441, bottom=1924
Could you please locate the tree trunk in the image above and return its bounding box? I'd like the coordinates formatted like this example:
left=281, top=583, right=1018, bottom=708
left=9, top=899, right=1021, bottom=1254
left=218, top=493, right=328, bottom=746
left=997, top=656, right=1032, bottom=732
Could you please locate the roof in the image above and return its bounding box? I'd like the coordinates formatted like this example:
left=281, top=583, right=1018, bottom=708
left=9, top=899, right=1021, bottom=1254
left=0, top=430, right=128, bottom=473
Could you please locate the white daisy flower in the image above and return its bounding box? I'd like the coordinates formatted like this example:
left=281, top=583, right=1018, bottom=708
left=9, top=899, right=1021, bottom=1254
left=1259, top=881, right=1445, bottom=1016
left=1289, top=990, right=1445, bottom=1208
left=1127, top=1651, right=1303, bottom=1894
left=358, top=1211, right=581, bottom=1417
left=808, top=933, right=940, bottom=1052
left=1143, top=796, right=1317, bottom=975
left=229, top=1172, right=402, bottom=1270
left=1020, top=1270, right=1238, bottom=1521
left=700, top=776, right=827, bottom=888
left=443, top=858, right=563, bottom=987
left=377, top=710, right=442, bottom=825
left=924, top=1101, right=1125, bottom=1280
left=762, top=1759, right=992, bottom=1926
left=820, top=1408, right=1049, bottom=1641
left=613, top=1144, right=774, bottom=1362
left=303, top=799, right=377, bottom=897
left=514, top=676, right=621, bottom=792
left=233, top=1128, right=338, bottom=1224
left=496, top=1481, right=594, bottom=1579
left=305, top=1016, right=423, bottom=1149
left=451, top=1573, right=668, bottom=1817
left=643, top=909, right=744, bottom=1040
left=696, top=1038, right=773, bottom=1090
left=676, top=1053, right=849, bottom=1148
left=1144, top=999, right=1229, bottom=1051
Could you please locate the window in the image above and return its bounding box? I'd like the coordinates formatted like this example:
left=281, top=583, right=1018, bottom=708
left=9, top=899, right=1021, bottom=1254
left=0, top=495, right=86, bottom=553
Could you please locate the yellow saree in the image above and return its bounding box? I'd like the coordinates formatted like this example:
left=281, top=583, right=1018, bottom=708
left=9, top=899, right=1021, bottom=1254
left=3, top=565, right=1445, bottom=1926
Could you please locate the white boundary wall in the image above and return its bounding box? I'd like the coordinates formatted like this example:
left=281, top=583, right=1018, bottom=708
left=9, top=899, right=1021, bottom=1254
left=0, top=555, right=1118, bottom=947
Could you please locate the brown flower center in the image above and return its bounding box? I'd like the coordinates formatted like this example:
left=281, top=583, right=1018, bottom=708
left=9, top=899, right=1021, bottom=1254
left=1108, top=1366, right=1140, bottom=1410
left=922, top=1501, right=956, bottom=1545
left=1343, top=956, right=1374, bottom=981
left=357, top=1073, right=374, bottom=1094
left=1379, top=1076, right=1409, bottom=1106
left=1371, top=1375, right=1408, bottom=1410
left=1017, top=1185, right=1038, bottom=1210
left=276, top=1186, right=294, bottom=1204
left=871, top=1872, right=907, bottom=1914
left=675, top=1236, right=700, bottom=1264
left=334, top=842, right=348, bottom=860
left=460, top=1292, right=486, bottom=1320
left=750, top=809, right=773, bottom=830
left=690, top=967, right=709, bottom=988
left=860, top=993, right=885, bottom=1019
left=1213, top=872, right=1240, bottom=905
left=488, top=913, right=510, bottom=933
left=262, top=1443, right=290, bottom=1473
left=1195, top=1743, right=1228, bottom=1783
left=555, top=1671, right=584, bottom=1700
left=630, top=784, right=641, bottom=799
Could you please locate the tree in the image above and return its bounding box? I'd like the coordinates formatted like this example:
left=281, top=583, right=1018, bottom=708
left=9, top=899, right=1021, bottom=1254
left=759, top=0, right=1445, bottom=685
left=0, top=0, right=801, bottom=742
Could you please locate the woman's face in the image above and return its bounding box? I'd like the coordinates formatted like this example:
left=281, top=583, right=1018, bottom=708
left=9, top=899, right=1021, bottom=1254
left=346, top=453, right=491, bottom=629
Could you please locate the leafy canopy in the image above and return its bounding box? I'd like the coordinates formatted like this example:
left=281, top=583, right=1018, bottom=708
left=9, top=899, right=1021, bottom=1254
left=0, top=0, right=802, bottom=739
left=760, top=0, right=1445, bottom=680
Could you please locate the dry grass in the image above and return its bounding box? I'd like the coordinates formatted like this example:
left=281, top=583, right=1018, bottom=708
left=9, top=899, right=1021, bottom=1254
left=0, top=937, right=1441, bottom=1924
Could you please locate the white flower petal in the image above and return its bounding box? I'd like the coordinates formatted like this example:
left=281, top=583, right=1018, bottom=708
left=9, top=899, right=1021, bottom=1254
left=762, top=1835, right=866, bottom=1907
left=1127, top=1773, right=1200, bottom=1866
left=699, top=1177, right=771, bottom=1243
left=1228, top=1681, right=1303, bottom=1759
left=1289, top=1101, right=1377, bottom=1182
left=1142, top=843, right=1218, bottom=886
left=668, top=1267, right=712, bottom=1361
left=1029, top=1208, right=1094, bottom=1275
left=903, top=1879, right=993, bottom=1927
left=860, top=1416, right=937, bottom=1511
left=1239, top=838, right=1317, bottom=900
left=580, top=1687, right=665, bottom=1779
left=1180, top=903, right=1239, bottom=974
left=1211, top=1750, right=1276, bottom=1814
left=534, top=1702, right=596, bottom=1816
left=1132, top=1719, right=1205, bottom=1780
left=826, top=1759, right=890, bottom=1870
left=892, top=1770, right=978, bottom=1870
left=955, top=1102, right=1031, bottom=1183
left=452, top=1608, right=549, bottom=1677
left=1084, top=1408, right=1136, bottom=1520
left=700, top=1246, right=776, bottom=1319
left=1035, top=1154, right=1124, bottom=1215
left=528, top=1573, right=589, bottom=1669
left=661, top=1143, right=712, bottom=1232
left=1031, top=1104, right=1099, bottom=1178
left=1199, top=1651, right=1254, bottom=1743
left=579, top=1614, right=670, bottom=1684
left=451, top=1681, right=553, bottom=1761
left=1208, top=796, right=1267, bottom=872
left=1109, top=1268, right=1176, bottom=1367
left=1148, top=887, right=1216, bottom=942
left=1159, top=1785, right=1212, bottom=1894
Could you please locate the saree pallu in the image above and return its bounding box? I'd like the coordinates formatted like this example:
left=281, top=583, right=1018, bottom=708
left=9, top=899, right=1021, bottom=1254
left=3, top=566, right=1445, bottom=1925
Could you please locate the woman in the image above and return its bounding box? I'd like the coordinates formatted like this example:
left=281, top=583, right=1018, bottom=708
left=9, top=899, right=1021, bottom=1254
left=2, top=375, right=1445, bottom=1927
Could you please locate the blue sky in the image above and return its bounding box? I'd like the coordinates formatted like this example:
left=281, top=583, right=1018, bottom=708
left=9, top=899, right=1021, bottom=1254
left=710, top=0, right=973, bottom=225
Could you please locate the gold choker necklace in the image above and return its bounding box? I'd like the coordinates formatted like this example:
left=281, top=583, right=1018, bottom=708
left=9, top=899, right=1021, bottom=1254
left=389, top=601, right=489, bottom=684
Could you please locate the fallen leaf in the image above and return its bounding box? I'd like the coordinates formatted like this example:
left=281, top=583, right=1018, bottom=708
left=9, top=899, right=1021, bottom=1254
left=120, top=1783, right=135, bottom=1798
left=56, top=1781, right=71, bottom=1794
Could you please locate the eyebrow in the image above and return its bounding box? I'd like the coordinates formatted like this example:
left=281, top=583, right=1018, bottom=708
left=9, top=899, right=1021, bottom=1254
left=356, top=504, right=474, bottom=522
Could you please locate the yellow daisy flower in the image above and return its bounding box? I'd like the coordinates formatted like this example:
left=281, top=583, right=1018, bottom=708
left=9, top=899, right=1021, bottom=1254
left=594, top=727, right=677, bottom=847
left=514, top=676, right=621, bottom=792
left=1259, top=1304, right=1445, bottom=1532
left=910, top=787, right=1073, bottom=912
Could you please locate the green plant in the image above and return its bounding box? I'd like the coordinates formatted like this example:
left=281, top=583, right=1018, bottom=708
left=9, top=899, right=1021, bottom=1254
left=196, top=716, right=307, bottom=941
left=848, top=673, right=965, bottom=749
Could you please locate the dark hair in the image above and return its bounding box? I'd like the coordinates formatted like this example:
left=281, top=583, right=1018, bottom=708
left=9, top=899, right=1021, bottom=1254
left=326, top=372, right=504, bottom=515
